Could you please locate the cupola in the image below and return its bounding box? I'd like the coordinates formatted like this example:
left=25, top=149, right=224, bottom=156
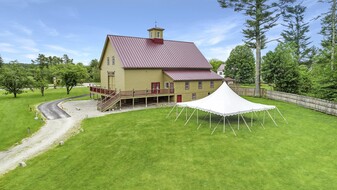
left=148, top=25, right=164, bottom=44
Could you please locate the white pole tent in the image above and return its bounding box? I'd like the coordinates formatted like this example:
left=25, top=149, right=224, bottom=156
left=167, top=82, right=287, bottom=135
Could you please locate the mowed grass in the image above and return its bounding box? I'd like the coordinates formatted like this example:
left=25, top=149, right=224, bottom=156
left=0, top=87, right=89, bottom=151
left=1, top=97, right=337, bottom=189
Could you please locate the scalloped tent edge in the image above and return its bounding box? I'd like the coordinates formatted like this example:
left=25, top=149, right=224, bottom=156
left=167, top=82, right=287, bottom=135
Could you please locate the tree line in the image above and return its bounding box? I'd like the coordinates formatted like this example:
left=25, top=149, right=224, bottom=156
left=0, top=54, right=100, bottom=97
left=211, top=0, right=337, bottom=101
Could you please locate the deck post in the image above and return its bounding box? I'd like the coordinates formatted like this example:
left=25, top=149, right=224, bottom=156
left=146, top=89, right=148, bottom=107
left=132, top=98, right=134, bottom=109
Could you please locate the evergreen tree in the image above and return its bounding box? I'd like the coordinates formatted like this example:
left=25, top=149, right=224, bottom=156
left=217, top=0, right=294, bottom=96
left=32, top=54, right=50, bottom=96
left=281, top=3, right=311, bottom=64
left=225, top=45, right=255, bottom=84
left=0, top=55, right=3, bottom=68
left=320, top=0, right=337, bottom=70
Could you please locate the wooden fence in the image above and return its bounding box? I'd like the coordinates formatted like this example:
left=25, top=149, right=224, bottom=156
left=231, top=87, right=337, bottom=116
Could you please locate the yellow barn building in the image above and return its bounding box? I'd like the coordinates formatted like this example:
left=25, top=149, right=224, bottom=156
left=90, top=27, right=223, bottom=111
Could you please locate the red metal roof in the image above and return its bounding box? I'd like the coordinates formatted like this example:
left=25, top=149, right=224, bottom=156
left=164, top=70, right=223, bottom=81
left=108, top=35, right=212, bottom=69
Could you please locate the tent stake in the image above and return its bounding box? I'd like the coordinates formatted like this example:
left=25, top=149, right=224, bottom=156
left=186, top=107, right=188, bottom=121
left=266, top=110, right=278, bottom=126
left=276, top=107, right=288, bottom=124
left=166, top=105, right=176, bottom=118
left=226, top=117, right=237, bottom=136
left=211, top=117, right=223, bottom=135
left=174, top=107, right=185, bottom=121
left=184, top=109, right=196, bottom=126
left=197, top=109, right=199, bottom=125
left=197, top=112, right=209, bottom=130
left=251, top=112, right=253, bottom=127
left=253, top=112, right=265, bottom=129
left=263, top=111, right=266, bottom=125
left=240, top=114, right=252, bottom=132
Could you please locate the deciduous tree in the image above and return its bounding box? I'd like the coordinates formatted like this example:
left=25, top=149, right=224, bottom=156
left=225, top=45, right=255, bottom=83
left=88, top=59, right=100, bottom=82
left=262, top=43, right=300, bottom=93
left=0, top=61, right=34, bottom=98
left=209, top=59, right=225, bottom=72
left=54, top=64, right=88, bottom=94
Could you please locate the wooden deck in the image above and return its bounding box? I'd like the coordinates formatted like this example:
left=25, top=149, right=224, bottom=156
left=89, top=86, right=175, bottom=111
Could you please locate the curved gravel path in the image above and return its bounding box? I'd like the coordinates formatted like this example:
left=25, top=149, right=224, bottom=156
left=0, top=97, right=107, bottom=176
left=0, top=97, right=153, bottom=176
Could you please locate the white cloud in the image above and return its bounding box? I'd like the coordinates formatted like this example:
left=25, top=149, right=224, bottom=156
left=12, top=23, right=32, bottom=35
left=45, top=44, right=81, bottom=57
left=171, top=19, right=242, bottom=47
left=202, top=43, right=241, bottom=62
left=25, top=54, right=38, bottom=60
left=0, top=30, right=14, bottom=37
left=38, top=20, right=59, bottom=36
left=0, top=43, right=18, bottom=53
left=14, top=38, right=40, bottom=53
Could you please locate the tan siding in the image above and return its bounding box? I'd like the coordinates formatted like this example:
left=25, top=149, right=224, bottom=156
left=174, top=80, right=222, bottom=102
left=124, top=69, right=163, bottom=90
left=100, top=41, right=125, bottom=91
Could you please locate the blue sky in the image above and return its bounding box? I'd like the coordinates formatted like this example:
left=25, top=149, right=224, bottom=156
left=0, top=0, right=329, bottom=65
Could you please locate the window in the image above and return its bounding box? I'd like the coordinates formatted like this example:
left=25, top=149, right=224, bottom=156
left=165, top=82, right=169, bottom=89
left=198, top=81, right=202, bottom=89
left=185, top=82, right=190, bottom=90
left=157, top=31, right=160, bottom=38
left=210, top=81, right=214, bottom=88
left=112, top=56, right=115, bottom=65
left=192, top=93, right=196, bottom=100
left=107, top=57, right=110, bottom=65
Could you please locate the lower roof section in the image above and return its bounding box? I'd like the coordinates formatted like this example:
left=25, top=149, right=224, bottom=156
left=163, top=70, right=223, bottom=81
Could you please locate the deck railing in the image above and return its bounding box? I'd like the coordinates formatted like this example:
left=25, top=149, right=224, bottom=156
left=89, top=86, right=115, bottom=96
left=90, top=86, right=174, bottom=97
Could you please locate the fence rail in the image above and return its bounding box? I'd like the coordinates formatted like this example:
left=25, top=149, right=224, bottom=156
left=231, top=87, right=337, bottom=116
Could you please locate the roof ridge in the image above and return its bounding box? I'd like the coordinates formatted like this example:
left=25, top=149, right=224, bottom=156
left=107, top=34, right=194, bottom=44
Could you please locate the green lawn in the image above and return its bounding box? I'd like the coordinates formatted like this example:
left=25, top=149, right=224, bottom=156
left=0, top=87, right=89, bottom=151
left=1, top=97, right=337, bottom=189
left=239, top=83, right=273, bottom=90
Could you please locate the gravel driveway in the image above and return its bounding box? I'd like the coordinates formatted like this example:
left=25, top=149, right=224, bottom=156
left=0, top=98, right=152, bottom=176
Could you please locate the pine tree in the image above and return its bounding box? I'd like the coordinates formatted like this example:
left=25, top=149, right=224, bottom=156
left=281, top=4, right=311, bottom=65
left=217, top=0, right=294, bottom=96
left=320, top=0, right=337, bottom=70
left=0, top=55, right=3, bottom=68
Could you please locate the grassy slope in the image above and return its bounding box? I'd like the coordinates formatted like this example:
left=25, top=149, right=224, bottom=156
left=0, top=87, right=89, bottom=151
left=1, top=97, right=337, bottom=189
